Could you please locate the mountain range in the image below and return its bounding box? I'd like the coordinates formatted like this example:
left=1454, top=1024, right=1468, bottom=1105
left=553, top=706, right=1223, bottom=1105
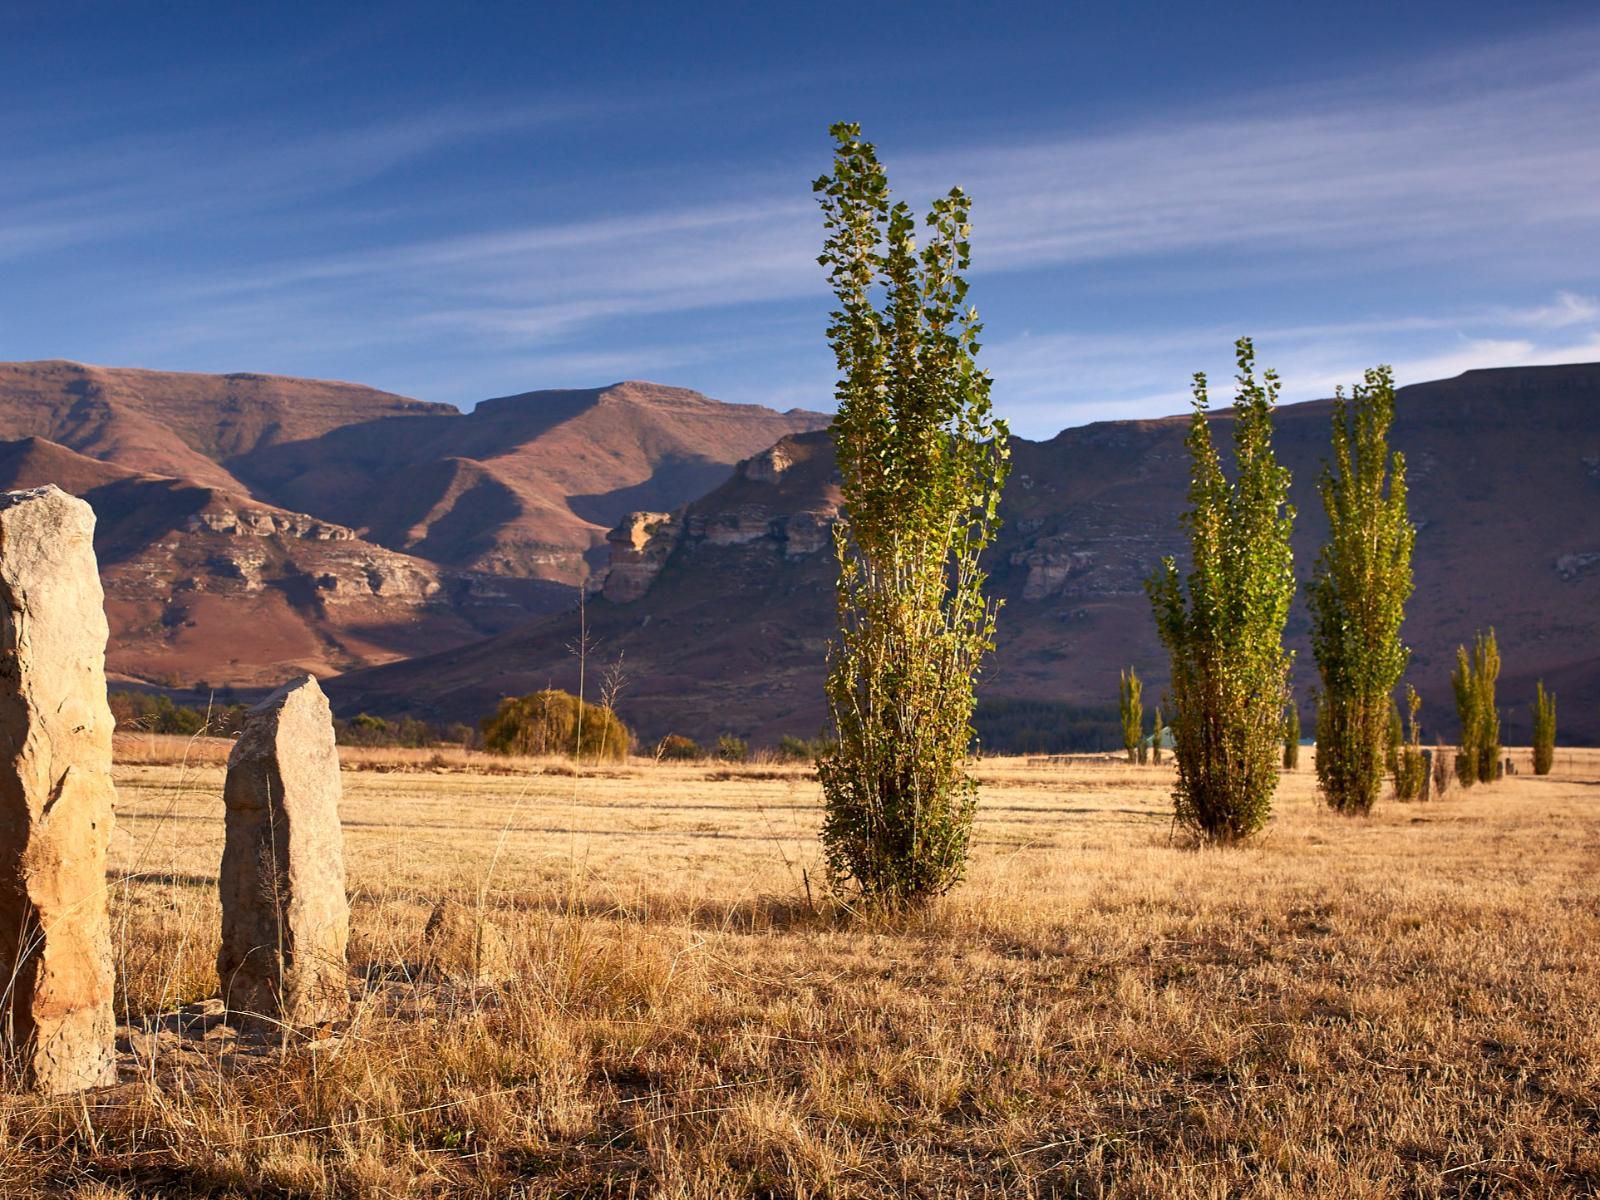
left=1, top=358, right=1594, bottom=747
left=0, top=360, right=825, bottom=684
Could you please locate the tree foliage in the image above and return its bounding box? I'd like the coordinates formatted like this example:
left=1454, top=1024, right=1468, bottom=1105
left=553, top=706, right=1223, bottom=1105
left=1147, top=339, right=1296, bottom=843
left=1393, top=685, right=1427, bottom=801
left=655, top=734, right=702, bottom=761
left=1532, top=680, right=1556, bottom=776
left=1151, top=705, right=1164, bottom=765
left=1451, top=630, right=1501, bottom=787
left=1119, top=668, right=1144, bottom=764
left=812, top=123, right=1011, bottom=908
left=1283, top=703, right=1300, bottom=771
left=715, top=734, right=750, bottom=763
left=109, top=690, right=245, bottom=737
left=1308, top=366, right=1414, bottom=815
left=480, top=690, right=630, bottom=761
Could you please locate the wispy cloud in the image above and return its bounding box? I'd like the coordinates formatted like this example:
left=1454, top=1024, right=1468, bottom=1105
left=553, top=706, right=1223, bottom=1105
left=985, top=294, right=1600, bottom=431
left=3, top=17, right=1598, bottom=433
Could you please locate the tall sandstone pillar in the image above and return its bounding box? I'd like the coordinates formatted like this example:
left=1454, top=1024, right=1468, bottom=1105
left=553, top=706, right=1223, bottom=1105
left=218, top=675, right=349, bottom=1033
left=0, top=486, right=118, bottom=1093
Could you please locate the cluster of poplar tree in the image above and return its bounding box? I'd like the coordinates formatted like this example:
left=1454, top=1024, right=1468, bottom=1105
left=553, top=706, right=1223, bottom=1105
left=812, top=124, right=1559, bottom=908
left=1117, top=669, right=1167, bottom=765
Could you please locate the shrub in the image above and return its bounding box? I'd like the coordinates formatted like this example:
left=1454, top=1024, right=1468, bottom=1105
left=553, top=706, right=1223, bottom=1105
left=1532, top=680, right=1556, bottom=776
left=480, top=690, right=630, bottom=761
left=1119, top=668, right=1143, bottom=764
left=1147, top=338, right=1295, bottom=843
left=973, top=699, right=1120, bottom=754
left=109, top=690, right=246, bottom=737
left=813, top=123, right=1010, bottom=908
left=1308, top=365, right=1414, bottom=816
left=442, top=723, right=477, bottom=748
left=336, top=712, right=438, bottom=748
left=715, top=734, right=750, bottom=763
left=655, top=734, right=702, bottom=761
left=774, top=734, right=829, bottom=763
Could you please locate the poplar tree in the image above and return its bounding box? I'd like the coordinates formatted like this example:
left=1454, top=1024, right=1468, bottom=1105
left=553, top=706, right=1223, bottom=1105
left=1283, top=703, right=1300, bottom=770
left=1451, top=630, right=1502, bottom=787
left=1119, top=668, right=1144, bottom=764
left=1394, top=684, right=1425, bottom=800
left=1452, top=644, right=1479, bottom=789
left=1151, top=705, right=1164, bottom=765
left=1532, top=681, right=1556, bottom=775
left=1473, top=630, right=1502, bottom=784
left=813, top=124, right=1010, bottom=909
left=1308, top=366, right=1415, bottom=815
left=1147, top=339, right=1295, bottom=843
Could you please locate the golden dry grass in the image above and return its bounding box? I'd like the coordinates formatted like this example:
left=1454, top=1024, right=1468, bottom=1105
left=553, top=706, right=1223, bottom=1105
left=3, top=745, right=1597, bottom=1197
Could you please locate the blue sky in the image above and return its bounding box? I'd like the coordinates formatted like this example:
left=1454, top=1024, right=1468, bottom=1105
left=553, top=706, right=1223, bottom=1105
left=4, top=1, right=1599, bottom=438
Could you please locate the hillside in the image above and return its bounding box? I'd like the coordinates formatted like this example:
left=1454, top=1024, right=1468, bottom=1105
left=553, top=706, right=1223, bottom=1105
left=0, top=363, right=829, bottom=684
left=331, top=364, right=1600, bottom=748
left=231, top=379, right=831, bottom=578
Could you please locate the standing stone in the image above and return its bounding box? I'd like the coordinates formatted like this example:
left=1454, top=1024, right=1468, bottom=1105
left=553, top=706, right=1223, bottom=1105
left=0, top=486, right=118, bottom=1093
left=218, top=675, right=349, bottom=1033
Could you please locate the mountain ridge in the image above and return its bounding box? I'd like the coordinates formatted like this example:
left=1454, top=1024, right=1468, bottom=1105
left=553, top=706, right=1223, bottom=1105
left=0, top=362, right=830, bottom=685
left=330, top=362, right=1600, bottom=748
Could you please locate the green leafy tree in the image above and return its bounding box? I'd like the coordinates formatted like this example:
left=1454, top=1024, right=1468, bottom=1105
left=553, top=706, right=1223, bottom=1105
left=1393, top=685, right=1426, bottom=800
left=1472, top=630, right=1501, bottom=784
left=480, top=690, right=630, bottom=761
left=1385, top=697, right=1403, bottom=782
left=1451, top=645, right=1479, bottom=789
left=1450, top=630, right=1502, bottom=786
left=1308, top=366, right=1415, bottom=815
left=1147, top=339, right=1296, bottom=843
left=655, top=734, right=702, bottom=761
left=1531, top=681, right=1556, bottom=775
left=1283, top=703, right=1300, bottom=770
left=813, top=123, right=1011, bottom=908
left=1119, top=668, right=1144, bottom=764
left=715, top=733, right=750, bottom=763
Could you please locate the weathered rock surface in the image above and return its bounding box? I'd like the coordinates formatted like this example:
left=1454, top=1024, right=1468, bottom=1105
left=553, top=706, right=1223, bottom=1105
left=422, top=899, right=514, bottom=985
left=0, top=485, right=118, bottom=1092
left=603, top=512, right=680, bottom=602
left=218, top=674, right=349, bottom=1033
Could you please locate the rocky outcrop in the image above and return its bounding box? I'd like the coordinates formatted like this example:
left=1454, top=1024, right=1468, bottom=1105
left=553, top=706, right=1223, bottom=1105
left=602, top=505, right=838, bottom=603
left=741, top=442, right=794, bottom=483
left=694, top=507, right=775, bottom=546
left=186, top=505, right=353, bottom=541
left=603, top=512, right=680, bottom=603
left=313, top=550, right=441, bottom=603
left=218, top=675, right=349, bottom=1034
left=1554, top=551, right=1600, bottom=582
left=0, top=486, right=117, bottom=1093
left=777, top=511, right=836, bottom=558
left=1011, top=535, right=1097, bottom=600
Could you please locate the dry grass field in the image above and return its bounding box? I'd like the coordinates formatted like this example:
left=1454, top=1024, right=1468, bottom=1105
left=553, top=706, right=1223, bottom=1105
left=3, top=740, right=1597, bottom=1198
